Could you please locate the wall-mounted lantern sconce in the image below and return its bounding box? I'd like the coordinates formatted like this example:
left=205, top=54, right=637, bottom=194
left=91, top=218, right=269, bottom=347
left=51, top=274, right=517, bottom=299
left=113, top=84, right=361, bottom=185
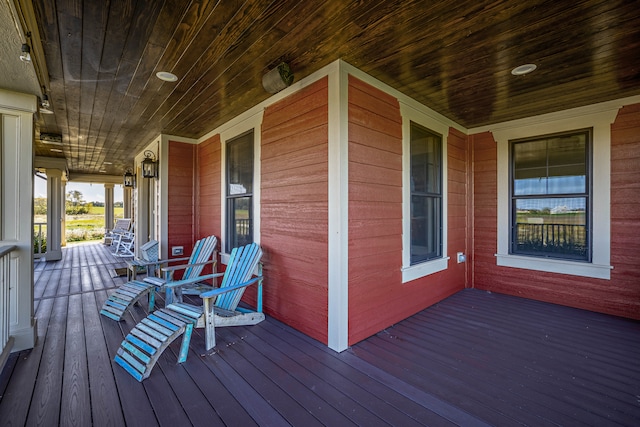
left=141, top=150, right=158, bottom=179
left=123, top=168, right=135, bottom=187
left=262, top=62, right=294, bottom=94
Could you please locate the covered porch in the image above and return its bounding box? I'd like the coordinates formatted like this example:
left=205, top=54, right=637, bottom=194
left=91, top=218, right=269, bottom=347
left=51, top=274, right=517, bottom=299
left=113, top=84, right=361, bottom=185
left=1, top=243, right=638, bottom=426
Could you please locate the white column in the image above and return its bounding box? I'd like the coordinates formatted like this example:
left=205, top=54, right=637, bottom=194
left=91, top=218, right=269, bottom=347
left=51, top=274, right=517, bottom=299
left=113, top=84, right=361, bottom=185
left=45, top=169, right=63, bottom=261
left=0, top=89, right=37, bottom=351
left=123, top=186, right=132, bottom=219
left=327, top=61, right=349, bottom=351
left=61, top=177, right=67, bottom=246
left=104, top=183, right=114, bottom=232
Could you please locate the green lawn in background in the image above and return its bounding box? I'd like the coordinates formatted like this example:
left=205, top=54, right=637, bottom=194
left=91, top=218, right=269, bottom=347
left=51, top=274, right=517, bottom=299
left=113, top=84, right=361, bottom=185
left=34, top=207, right=125, bottom=244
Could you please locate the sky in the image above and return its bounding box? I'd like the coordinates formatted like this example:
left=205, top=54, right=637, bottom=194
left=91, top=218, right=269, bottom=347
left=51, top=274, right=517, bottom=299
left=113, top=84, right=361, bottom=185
left=35, top=175, right=123, bottom=203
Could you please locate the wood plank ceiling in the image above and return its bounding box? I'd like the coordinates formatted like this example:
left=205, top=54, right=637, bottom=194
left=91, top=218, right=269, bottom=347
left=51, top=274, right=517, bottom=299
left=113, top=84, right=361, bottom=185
left=29, top=0, right=640, bottom=176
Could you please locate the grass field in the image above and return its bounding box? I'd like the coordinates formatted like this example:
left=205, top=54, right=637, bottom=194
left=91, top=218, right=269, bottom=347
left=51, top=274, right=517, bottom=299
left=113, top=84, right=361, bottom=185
left=34, top=207, right=126, bottom=244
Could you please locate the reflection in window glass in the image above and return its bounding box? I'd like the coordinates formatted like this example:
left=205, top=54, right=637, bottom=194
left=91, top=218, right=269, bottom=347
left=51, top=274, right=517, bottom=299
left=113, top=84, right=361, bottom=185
left=410, top=122, right=442, bottom=264
left=511, top=129, right=591, bottom=260
left=226, top=131, right=253, bottom=252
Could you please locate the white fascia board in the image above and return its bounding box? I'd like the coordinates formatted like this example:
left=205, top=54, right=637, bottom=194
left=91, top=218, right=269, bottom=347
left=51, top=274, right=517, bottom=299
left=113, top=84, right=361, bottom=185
left=0, top=89, right=37, bottom=113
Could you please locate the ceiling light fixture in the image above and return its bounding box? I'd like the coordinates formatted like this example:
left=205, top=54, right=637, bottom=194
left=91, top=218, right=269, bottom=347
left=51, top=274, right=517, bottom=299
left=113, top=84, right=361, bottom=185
left=20, top=43, right=31, bottom=62
left=156, top=71, right=178, bottom=82
left=511, top=63, right=537, bottom=76
left=40, top=133, right=63, bottom=145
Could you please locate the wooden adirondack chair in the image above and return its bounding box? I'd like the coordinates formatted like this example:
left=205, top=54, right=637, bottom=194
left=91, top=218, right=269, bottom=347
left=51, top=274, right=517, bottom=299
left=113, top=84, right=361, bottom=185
left=124, top=239, right=161, bottom=280
left=114, top=243, right=264, bottom=381
left=100, top=235, right=217, bottom=321
left=124, top=239, right=189, bottom=280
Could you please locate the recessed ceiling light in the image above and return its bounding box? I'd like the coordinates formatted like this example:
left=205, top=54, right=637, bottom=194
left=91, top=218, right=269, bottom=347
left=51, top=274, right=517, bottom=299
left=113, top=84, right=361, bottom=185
left=156, top=71, right=178, bottom=82
left=511, top=64, right=537, bottom=76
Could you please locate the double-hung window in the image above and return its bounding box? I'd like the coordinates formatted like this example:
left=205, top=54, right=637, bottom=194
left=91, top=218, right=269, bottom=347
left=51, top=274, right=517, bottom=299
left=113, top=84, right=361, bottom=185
left=226, top=130, right=254, bottom=253
left=410, top=122, right=443, bottom=264
left=510, top=129, right=591, bottom=261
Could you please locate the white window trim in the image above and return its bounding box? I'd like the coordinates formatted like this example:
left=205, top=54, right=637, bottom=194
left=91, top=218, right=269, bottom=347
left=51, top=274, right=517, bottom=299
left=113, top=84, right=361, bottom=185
left=220, top=110, right=263, bottom=264
left=400, top=101, right=450, bottom=283
left=490, top=108, right=617, bottom=280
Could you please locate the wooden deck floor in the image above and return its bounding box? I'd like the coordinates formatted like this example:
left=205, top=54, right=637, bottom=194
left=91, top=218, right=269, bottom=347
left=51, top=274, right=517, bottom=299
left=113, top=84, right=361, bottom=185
left=1, top=243, right=639, bottom=426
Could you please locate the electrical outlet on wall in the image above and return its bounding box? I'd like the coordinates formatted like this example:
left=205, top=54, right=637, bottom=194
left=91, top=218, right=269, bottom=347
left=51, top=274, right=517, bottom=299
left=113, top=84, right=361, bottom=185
left=457, top=252, right=466, bottom=263
left=172, top=246, right=184, bottom=256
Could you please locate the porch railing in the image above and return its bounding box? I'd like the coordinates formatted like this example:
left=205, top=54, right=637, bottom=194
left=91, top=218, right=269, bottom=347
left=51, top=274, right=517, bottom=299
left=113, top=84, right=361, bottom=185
left=34, top=222, right=46, bottom=258
left=515, top=223, right=587, bottom=257
left=0, top=245, right=17, bottom=372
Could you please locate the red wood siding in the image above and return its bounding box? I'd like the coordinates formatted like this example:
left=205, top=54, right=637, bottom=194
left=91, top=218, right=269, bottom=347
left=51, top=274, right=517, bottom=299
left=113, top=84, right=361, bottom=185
left=347, top=76, right=467, bottom=345
left=168, top=141, right=195, bottom=256
left=447, top=127, right=470, bottom=289
left=261, top=78, right=329, bottom=344
left=470, top=105, right=640, bottom=320
left=610, top=104, right=640, bottom=318
left=469, top=132, right=498, bottom=284
left=196, top=134, right=221, bottom=242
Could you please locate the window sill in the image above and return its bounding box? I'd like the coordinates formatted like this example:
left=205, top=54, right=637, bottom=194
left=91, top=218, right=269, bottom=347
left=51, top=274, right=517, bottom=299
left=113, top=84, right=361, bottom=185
left=402, top=257, right=449, bottom=283
left=221, top=252, right=231, bottom=265
left=495, top=254, right=611, bottom=280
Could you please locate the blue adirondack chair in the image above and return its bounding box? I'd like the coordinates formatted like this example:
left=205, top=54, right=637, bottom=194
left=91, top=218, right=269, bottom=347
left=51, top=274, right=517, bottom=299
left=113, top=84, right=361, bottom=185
left=114, top=243, right=264, bottom=381
left=100, top=235, right=218, bottom=321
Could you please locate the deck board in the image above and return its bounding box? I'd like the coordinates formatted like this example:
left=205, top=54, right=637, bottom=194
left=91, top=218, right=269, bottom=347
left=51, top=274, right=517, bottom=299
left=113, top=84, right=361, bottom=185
left=27, top=295, right=67, bottom=426
left=60, top=293, right=91, bottom=427
left=1, top=243, right=639, bottom=426
left=82, top=290, right=126, bottom=427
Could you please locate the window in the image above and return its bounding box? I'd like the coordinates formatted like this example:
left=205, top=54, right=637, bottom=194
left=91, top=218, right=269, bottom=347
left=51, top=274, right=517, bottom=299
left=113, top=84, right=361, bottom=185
left=226, top=130, right=254, bottom=252
left=410, top=122, right=442, bottom=264
left=510, top=129, right=591, bottom=261
left=400, top=102, right=449, bottom=283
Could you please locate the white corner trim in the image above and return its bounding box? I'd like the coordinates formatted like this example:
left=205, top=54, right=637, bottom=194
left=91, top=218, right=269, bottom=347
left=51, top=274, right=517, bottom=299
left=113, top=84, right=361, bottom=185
left=162, top=134, right=198, bottom=144
left=327, top=61, right=349, bottom=352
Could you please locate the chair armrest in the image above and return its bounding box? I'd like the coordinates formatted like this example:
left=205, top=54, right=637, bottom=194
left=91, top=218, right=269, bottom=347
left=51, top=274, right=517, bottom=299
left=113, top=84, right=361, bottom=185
left=199, top=276, right=261, bottom=300
left=163, top=272, right=225, bottom=288
left=132, top=256, right=190, bottom=267
left=144, top=276, right=166, bottom=286
left=161, top=259, right=217, bottom=273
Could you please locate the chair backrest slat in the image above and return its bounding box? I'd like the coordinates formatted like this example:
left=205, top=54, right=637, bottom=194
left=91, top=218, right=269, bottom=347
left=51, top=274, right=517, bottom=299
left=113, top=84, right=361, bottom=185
left=216, top=243, right=262, bottom=310
left=183, top=236, right=217, bottom=280
left=140, top=240, right=159, bottom=262
left=113, top=218, right=131, bottom=232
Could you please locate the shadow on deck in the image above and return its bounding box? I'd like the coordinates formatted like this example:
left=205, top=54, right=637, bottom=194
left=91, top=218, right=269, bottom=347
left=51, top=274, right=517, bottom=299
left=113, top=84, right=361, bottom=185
left=0, top=243, right=639, bottom=426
